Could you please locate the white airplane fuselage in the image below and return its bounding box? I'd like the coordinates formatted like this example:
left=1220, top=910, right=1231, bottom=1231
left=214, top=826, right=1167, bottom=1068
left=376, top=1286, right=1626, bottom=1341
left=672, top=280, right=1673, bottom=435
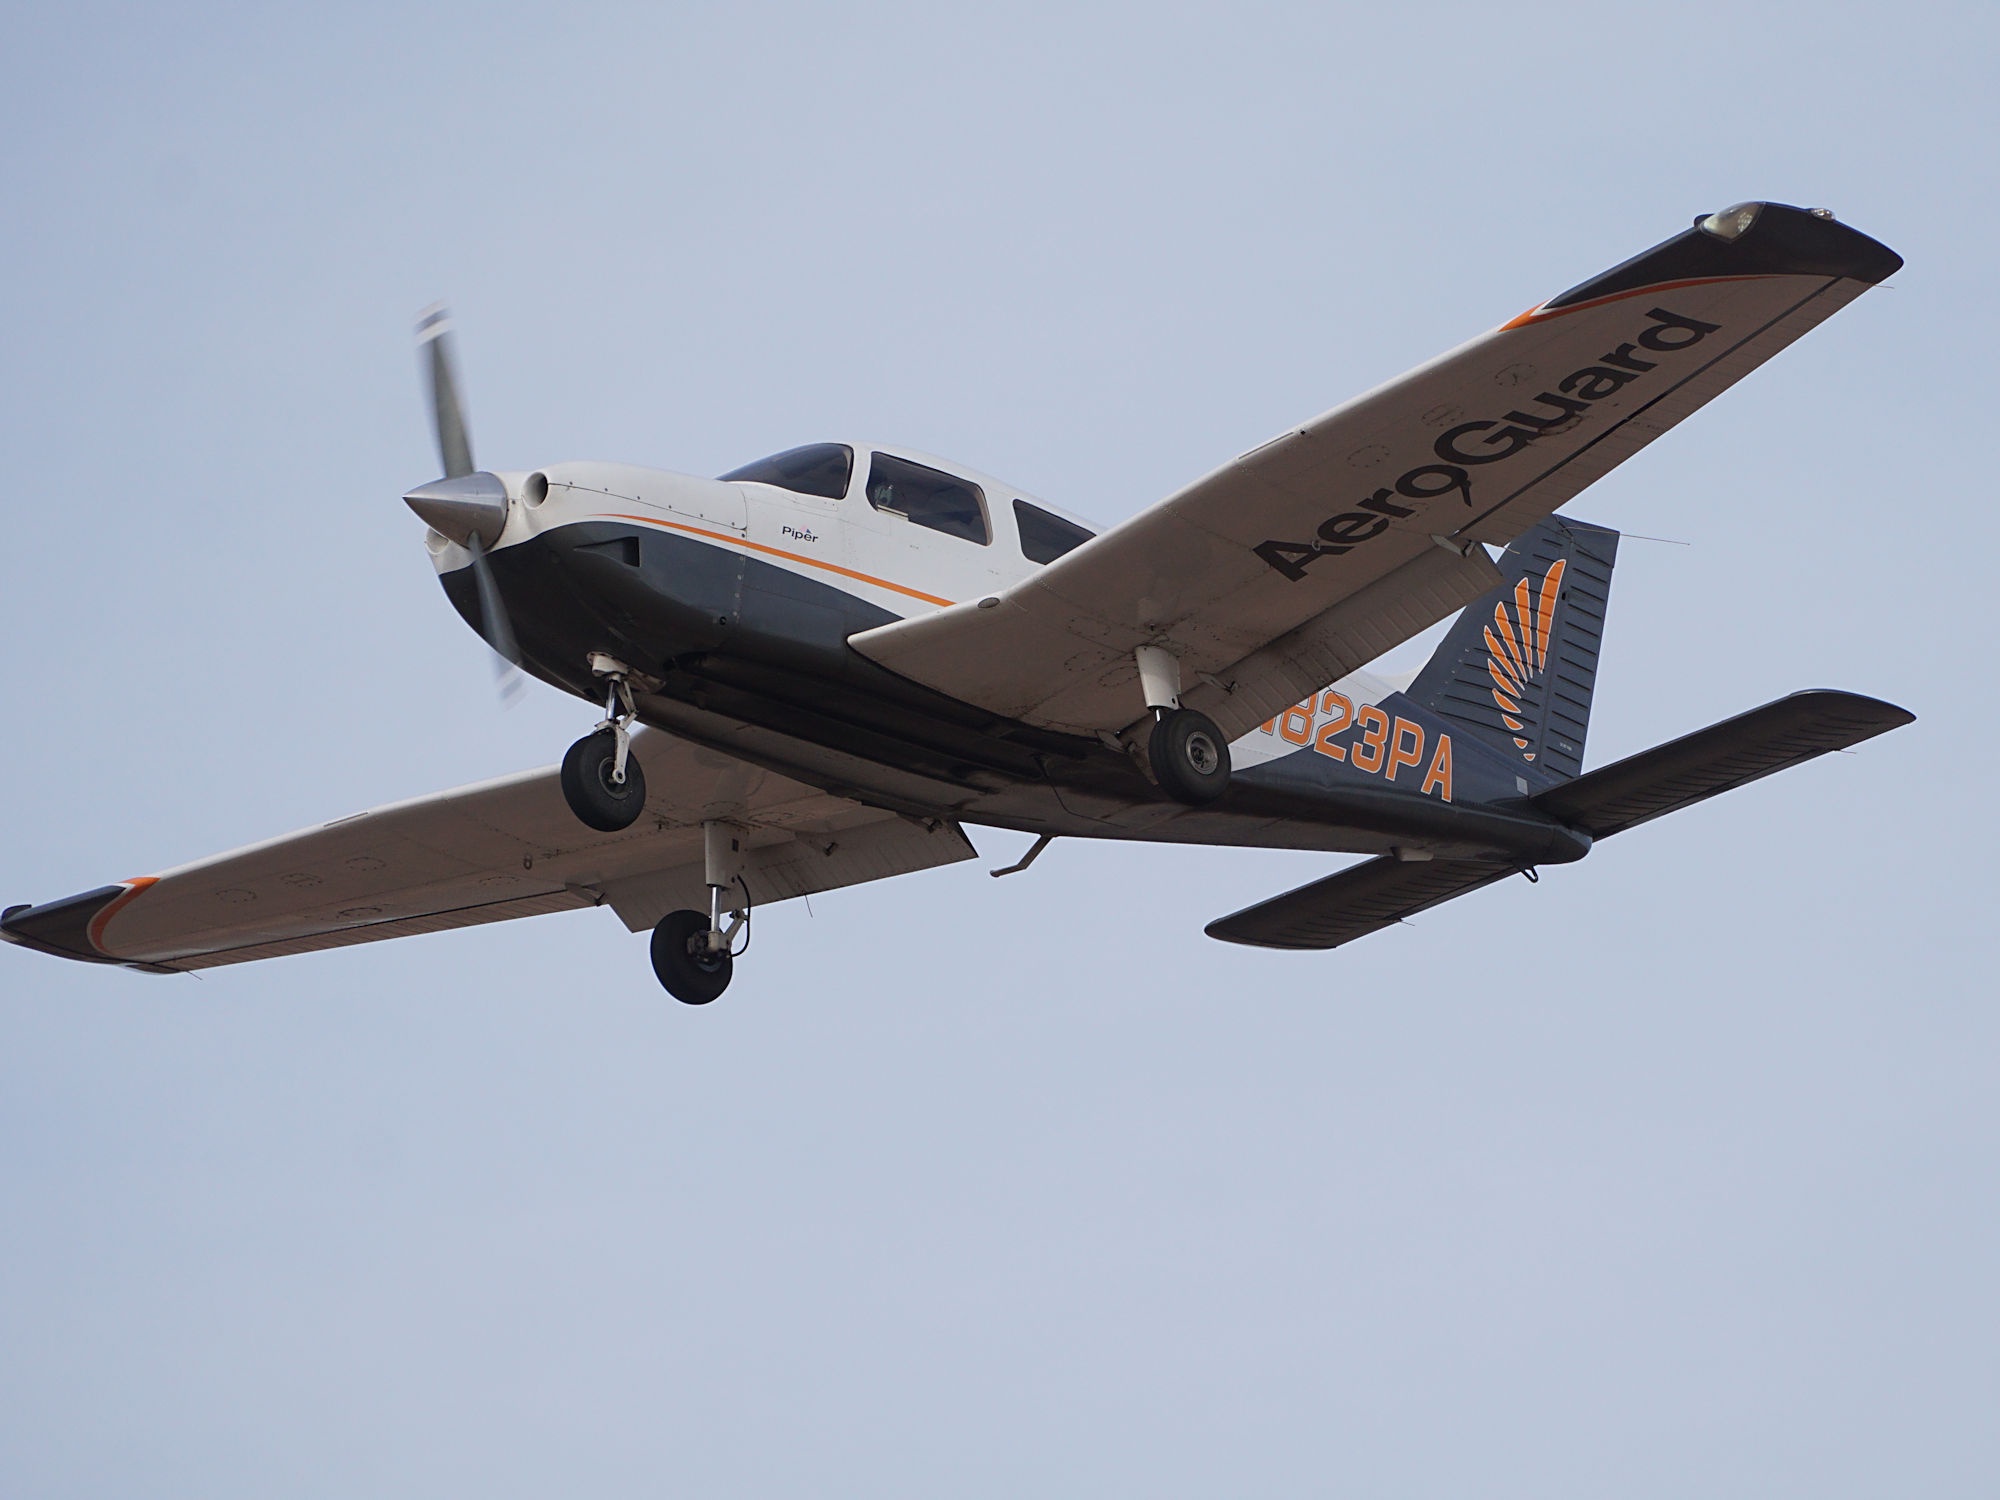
left=427, top=445, right=1588, bottom=868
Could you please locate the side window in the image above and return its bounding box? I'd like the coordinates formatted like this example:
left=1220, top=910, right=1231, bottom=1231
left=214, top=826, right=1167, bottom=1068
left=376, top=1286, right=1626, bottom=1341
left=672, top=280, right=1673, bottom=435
left=718, top=443, right=853, bottom=500
left=1013, top=499, right=1094, bottom=565
left=865, top=453, right=989, bottom=544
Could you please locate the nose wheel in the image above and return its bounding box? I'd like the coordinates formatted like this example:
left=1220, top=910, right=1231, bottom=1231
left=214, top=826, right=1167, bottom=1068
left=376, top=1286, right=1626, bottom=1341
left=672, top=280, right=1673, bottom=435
left=560, top=668, right=647, bottom=832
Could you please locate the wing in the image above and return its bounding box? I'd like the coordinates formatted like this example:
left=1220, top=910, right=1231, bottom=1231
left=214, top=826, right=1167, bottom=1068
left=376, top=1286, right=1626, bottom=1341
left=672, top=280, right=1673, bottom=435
left=1, top=730, right=974, bottom=973
left=852, top=202, right=1901, bottom=741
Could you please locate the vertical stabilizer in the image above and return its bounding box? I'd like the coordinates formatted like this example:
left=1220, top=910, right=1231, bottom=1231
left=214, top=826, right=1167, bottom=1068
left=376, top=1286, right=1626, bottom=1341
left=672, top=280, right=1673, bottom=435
left=1409, top=516, right=1619, bottom=780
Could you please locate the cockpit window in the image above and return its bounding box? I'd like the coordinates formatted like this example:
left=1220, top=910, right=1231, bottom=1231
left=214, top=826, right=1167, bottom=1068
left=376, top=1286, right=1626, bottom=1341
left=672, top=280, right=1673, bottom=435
left=718, top=443, right=853, bottom=500
left=864, top=452, right=989, bottom=545
left=1013, top=499, right=1094, bottom=565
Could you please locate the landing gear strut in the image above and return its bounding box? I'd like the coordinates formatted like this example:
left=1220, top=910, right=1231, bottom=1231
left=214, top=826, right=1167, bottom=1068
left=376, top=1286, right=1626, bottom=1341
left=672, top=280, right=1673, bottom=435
left=1135, top=644, right=1230, bottom=804
left=560, top=658, right=647, bottom=832
left=649, top=823, right=749, bottom=1004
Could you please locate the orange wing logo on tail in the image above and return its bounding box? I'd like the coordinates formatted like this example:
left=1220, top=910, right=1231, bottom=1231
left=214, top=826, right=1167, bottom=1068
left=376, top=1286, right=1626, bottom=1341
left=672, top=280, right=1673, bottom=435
left=1482, top=557, right=1566, bottom=762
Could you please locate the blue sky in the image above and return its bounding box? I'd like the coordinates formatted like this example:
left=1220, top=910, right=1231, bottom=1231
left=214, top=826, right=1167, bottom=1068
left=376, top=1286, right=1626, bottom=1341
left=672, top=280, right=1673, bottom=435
left=3, top=3, right=1995, bottom=1494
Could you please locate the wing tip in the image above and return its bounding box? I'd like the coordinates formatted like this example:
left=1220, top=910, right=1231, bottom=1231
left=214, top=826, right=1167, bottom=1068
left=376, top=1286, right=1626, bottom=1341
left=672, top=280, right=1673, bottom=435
left=1, top=879, right=174, bottom=972
left=1539, top=201, right=1903, bottom=317
left=1785, top=687, right=1917, bottom=736
left=2, top=885, right=126, bottom=965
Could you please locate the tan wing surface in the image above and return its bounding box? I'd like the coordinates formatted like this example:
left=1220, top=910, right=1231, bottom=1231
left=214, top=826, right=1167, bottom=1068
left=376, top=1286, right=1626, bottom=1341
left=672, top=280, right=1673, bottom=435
left=1, top=730, right=974, bottom=972
left=852, top=202, right=1900, bottom=740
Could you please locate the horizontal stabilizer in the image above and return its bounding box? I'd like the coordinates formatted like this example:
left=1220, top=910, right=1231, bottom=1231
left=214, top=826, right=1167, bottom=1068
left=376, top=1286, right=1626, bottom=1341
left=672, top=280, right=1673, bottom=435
left=1531, top=689, right=1913, bottom=839
left=1205, top=855, right=1520, bottom=951
left=1207, top=688, right=1912, bottom=951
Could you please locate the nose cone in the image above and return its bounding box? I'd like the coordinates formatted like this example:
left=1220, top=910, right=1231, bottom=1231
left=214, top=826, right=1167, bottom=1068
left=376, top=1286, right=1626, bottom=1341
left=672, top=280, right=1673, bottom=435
left=405, top=471, right=509, bottom=547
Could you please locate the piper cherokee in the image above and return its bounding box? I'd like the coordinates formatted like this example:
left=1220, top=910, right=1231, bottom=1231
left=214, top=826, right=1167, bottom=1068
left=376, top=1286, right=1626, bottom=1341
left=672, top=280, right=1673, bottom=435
left=2, top=201, right=1914, bottom=1004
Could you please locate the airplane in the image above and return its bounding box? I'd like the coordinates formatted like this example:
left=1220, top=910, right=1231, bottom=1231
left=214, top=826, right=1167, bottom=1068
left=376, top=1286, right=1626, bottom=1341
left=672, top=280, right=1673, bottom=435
left=2, top=200, right=1914, bottom=1004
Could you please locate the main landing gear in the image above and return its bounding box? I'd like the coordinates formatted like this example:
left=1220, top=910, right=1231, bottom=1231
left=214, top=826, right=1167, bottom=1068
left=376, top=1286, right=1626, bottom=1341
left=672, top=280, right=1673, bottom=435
left=1149, top=705, right=1230, bottom=803
left=651, top=909, right=732, bottom=1004
left=649, top=823, right=750, bottom=1005
left=1135, top=644, right=1230, bottom=804
left=560, top=656, right=648, bottom=832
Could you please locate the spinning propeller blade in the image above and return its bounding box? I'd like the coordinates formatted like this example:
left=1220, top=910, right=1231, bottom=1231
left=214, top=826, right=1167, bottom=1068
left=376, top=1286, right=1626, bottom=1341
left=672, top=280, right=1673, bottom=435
left=416, top=304, right=475, bottom=479
left=411, top=304, right=523, bottom=701
left=466, top=532, right=526, bottom=702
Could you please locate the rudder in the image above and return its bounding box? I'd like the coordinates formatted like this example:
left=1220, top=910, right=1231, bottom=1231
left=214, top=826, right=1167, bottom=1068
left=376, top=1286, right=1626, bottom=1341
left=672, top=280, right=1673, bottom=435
left=1408, top=516, right=1619, bottom=780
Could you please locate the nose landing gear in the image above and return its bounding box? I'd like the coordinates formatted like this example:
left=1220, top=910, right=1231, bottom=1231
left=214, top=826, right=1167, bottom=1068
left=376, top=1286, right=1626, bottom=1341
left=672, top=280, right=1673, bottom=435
left=560, top=658, right=648, bottom=832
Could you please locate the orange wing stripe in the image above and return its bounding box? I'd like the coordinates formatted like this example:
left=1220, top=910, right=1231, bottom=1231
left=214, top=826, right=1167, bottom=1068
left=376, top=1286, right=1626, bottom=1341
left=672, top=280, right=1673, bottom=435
left=1499, top=273, right=1770, bottom=332
left=602, top=513, right=956, bottom=608
left=86, top=876, right=159, bottom=954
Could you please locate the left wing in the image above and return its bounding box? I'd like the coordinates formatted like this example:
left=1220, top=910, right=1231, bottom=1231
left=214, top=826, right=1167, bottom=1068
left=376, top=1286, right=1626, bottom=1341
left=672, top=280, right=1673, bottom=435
left=2, top=730, right=973, bottom=973
left=853, top=202, right=1901, bottom=741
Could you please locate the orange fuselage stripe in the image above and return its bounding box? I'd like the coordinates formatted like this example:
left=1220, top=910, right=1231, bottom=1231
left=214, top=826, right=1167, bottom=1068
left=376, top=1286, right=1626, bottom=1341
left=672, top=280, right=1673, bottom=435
left=599, top=513, right=957, bottom=608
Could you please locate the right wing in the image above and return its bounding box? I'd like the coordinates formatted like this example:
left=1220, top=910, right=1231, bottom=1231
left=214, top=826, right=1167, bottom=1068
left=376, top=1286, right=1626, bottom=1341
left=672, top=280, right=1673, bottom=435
left=2, top=730, right=974, bottom=973
left=853, top=202, right=1901, bottom=741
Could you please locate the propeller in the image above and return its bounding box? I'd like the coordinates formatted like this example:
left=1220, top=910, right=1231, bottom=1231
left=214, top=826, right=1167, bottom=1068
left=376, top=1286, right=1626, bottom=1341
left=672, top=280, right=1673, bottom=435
left=407, top=305, right=524, bottom=701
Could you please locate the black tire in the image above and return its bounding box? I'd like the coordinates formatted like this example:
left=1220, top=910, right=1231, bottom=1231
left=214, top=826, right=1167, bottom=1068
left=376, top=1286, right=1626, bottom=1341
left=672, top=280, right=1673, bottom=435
left=650, top=908, right=733, bottom=1005
left=560, top=729, right=648, bottom=832
left=1148, top=707, right=1231, bottom=804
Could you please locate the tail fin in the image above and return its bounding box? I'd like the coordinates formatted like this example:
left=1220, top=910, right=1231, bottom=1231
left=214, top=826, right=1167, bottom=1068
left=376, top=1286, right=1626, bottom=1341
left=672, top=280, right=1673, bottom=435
left=1409, top=515, right=1619, bottom=780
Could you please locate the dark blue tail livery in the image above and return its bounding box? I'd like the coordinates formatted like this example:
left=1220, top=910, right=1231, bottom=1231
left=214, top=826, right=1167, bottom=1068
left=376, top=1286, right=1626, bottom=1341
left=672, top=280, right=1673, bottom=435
left=1409, top=516, right=1619, bottom=780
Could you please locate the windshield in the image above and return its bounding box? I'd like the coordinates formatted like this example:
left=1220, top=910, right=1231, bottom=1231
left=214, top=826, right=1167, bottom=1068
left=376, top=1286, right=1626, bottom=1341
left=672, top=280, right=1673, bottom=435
left=718, top=443, right=853, bottom=500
